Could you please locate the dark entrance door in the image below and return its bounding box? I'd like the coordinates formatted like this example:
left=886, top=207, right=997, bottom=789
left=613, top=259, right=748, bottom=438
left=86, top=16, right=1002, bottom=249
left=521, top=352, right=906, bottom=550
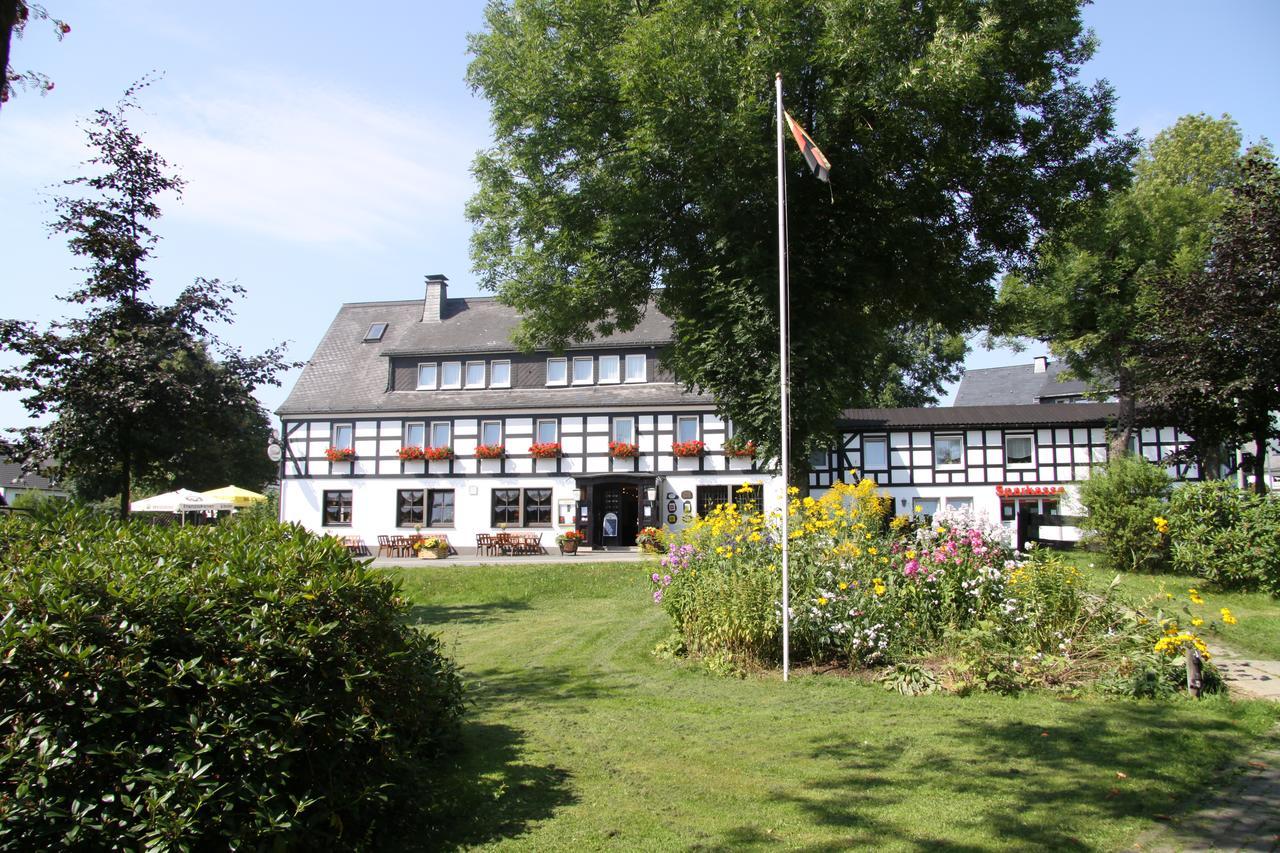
left=594, top=482, right=639, bottom=546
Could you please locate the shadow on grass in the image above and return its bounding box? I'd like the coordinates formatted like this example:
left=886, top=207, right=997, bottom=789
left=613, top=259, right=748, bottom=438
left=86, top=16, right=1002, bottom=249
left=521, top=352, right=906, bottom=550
left=464, top=661, right=640, bottom=709
left=425, top=720, right=576, bottom=850
left=769, top=701, right=1260, bottom=851
left=406, top=598, right=532, bottom=627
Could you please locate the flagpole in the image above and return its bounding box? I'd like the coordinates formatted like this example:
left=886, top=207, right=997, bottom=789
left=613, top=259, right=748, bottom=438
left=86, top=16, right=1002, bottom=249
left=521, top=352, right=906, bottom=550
left=775, top=72, right=791, bottom=683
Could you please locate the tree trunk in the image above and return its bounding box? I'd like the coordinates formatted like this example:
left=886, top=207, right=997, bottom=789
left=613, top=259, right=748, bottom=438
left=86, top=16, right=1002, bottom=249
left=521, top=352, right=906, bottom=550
left=0, top=1, right=19, bottom=111
left=1109, top=367, right=1137, bottom=459
left=1253, top=427, right=1268, bottom=495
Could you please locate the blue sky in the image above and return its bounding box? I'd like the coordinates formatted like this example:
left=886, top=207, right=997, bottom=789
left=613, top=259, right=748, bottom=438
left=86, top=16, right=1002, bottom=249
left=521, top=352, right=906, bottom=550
left=2, top=2, right=1277, bottom=431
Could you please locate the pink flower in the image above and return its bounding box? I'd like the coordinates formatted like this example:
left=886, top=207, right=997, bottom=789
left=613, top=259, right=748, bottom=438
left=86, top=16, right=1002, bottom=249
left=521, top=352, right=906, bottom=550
left=903, top=559, right=920, bottom=577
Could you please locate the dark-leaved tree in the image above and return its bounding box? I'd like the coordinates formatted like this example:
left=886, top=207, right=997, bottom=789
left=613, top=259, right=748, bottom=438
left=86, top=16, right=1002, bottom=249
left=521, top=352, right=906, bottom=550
left=0, top=86, right=292, bottom=514
left=466, top=0, right=1135, bottom=467
left=1138, top=148, right=1280, bottom=492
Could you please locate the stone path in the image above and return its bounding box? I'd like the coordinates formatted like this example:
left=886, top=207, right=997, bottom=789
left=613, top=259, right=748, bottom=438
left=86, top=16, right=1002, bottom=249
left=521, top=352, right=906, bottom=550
left=1135, top=644, right=1280, bottom=852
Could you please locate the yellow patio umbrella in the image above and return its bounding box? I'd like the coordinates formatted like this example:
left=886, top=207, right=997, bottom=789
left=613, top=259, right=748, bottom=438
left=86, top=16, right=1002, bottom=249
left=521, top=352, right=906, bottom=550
left=200, top=485, right=268, bottom=508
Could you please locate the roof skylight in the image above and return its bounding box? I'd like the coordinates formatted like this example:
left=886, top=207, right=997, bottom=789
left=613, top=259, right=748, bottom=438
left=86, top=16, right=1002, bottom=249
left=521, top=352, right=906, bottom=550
left=364, top=322, right=388, bottom=342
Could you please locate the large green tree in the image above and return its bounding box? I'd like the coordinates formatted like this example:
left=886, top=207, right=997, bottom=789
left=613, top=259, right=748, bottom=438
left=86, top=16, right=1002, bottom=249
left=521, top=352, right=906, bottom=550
left=0, top=88, right=291, bottom=514
left=466, top=0, right=1134, bottom=465
left=996, top=114, right=1242, bottom=455
left=1138, top=148, right=1280, bottom=492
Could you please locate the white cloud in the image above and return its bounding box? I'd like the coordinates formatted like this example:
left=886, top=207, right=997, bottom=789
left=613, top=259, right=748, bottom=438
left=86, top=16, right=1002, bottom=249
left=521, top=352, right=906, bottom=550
left=134, top=72, right=483, bottom=249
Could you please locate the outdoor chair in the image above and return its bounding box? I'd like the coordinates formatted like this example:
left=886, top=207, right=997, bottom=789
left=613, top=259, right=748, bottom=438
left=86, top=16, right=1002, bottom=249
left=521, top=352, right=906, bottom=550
left=377, top=535, right=393, bottom=558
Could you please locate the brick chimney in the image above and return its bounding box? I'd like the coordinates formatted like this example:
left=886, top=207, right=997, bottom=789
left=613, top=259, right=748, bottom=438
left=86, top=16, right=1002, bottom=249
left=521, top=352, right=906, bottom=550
left=423, top=274, right=448, bottom=323
left=1033, top=355, right=1048, bottom=374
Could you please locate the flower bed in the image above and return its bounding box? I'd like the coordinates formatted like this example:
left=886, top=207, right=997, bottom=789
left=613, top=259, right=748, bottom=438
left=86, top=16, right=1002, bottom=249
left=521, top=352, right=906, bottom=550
left=609, top=441, right=639, bottom=459
left=325, top=447, right=356, bottom=462
left=530, top=442, right=561, bottom=459
left=646, top=479, right=1239, bottom=697
left=637, top=526, right=666, bottom=554
left=671, top=440, right=705, bottom=458
left=423, top=446, right=454, bottom=462
left=475, top=444, right=505, bottom=460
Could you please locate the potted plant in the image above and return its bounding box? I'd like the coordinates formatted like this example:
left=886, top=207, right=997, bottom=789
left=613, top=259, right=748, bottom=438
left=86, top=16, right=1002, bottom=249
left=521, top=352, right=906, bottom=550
left=636, top=526, right=666, bottom=554
left=397, top=446, right=424, bottom=461
left=325, top=447, right=356, bottom=462
left=530, top=442, right=562, bottom=459
left=609, top=441, right=639, bottom=459
left=475, top=444, right=505, bottom=460
left=722, top=436, right=757, bottom=459
left=556, top=529, right=585, bottom=555
left=416, top=536, right=449, bottom=559
left=671, top=440, right=705, bottom=458
left=423, top=446, right=454, bottom=461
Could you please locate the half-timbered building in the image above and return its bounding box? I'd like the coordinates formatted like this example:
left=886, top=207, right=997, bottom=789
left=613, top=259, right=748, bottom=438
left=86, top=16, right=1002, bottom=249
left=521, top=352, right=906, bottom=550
left=276, top=276, right=771, bottom=550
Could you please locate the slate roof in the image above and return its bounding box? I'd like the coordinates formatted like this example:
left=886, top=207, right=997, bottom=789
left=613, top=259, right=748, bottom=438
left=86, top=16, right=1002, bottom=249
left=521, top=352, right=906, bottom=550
left=0, top=461, right=61, bottom=492
left=277, top=296, right=705, bottom=416
left=839, top=403, right=1119, bottom=430
left=953, top=361, right=1094, bottom=406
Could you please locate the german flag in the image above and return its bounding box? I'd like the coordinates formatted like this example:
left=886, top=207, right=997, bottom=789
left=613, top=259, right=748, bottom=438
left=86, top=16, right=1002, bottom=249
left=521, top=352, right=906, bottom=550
left=784, top=112, right=831, bottom=183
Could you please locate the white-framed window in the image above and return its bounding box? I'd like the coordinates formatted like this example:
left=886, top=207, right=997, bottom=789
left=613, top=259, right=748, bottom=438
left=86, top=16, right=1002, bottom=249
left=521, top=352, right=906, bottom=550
left=862, top=436, right=888, bottom=470
left=536, top=419, right=558, bottom=444
left=546, top=357, right=567, bottom=386
left=440, top=361, right=462, bottom=389
left=676, top=415, right=700, bottom=443
left=915, top=498, right=940, bottom=516
left=332, top=423, right=354, bottom=451
left=624, top=353, right=647, bottom=383
left=465, top=361, right=486, bottom=389
left=430, top=421, right=451, bottom=448
left=1006, top=434, right=1035, bottom=466
left=612, top=417, right=635, bottom=444
left=809, top=447, right=828, bottom=468
left=572, top=356, right=594, bottom=385
left=416, top=362, right=437, bottom=390
left=934, top=434, right=964, bottom=467
left=598, top=354, right=621, bottom=384
left=404, top=421, right=425, bottom=447
left=490, top=360, right=511, bottom=388
left=481, top=420, right=503, bottom=446
left=945, top=496, right=973, bottom=511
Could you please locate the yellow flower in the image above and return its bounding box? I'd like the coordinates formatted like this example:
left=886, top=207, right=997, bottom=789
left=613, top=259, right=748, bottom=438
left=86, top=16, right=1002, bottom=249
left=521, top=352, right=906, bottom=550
left=1191, top=617, right=1204, bottom=627
left=1221, top=608, right=1238, bottom=625
left=1188, top=588, right=1205, bottom=605
left=914, top=505, right=922, bottom=513
left=868, top=547, right=878, bottom=556
left=838, top=582, right=848, bottom=591
left=906, top=550, right=917, bottom=560
left=737, top=482, right=754, bottom=494
left=817, top=597, right=828, bottom=606
left=1153, top=516, right=1170, bottom=534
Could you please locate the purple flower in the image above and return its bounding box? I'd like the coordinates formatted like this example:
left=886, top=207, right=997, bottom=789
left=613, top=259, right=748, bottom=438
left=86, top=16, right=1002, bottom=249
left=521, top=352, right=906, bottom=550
left=653, top=589, right=664, bottom=604
left=651, top=572, right=661, bottom=583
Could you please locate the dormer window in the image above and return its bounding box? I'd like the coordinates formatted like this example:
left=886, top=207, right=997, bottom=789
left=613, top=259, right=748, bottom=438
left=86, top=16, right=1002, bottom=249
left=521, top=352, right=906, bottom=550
left=363, top=323, right=387, bottom=342
left=465, top=361, right=486, bottom=389
left=598, top=355, right=620, bottom=384
left=440, top=362, right=462, bottom=389
left=572, top=357, right=593, bottom=385
left=625, top=354, right=647, bottom=383
left=547, top=358, right=568, bottom=386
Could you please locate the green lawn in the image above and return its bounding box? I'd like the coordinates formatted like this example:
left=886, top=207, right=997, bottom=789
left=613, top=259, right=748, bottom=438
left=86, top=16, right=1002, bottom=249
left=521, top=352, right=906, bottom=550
left=1064, top=552, right=1280, bottom=660
left=393, top=561, right=1278, bottom=851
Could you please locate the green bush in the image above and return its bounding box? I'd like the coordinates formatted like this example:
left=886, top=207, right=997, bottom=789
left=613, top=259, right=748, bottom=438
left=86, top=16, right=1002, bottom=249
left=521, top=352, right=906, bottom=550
left=1168, top=480, right=1280, bottom=594
left=0, top=507, right=465, bottom=850
left=1078, top=454, right=1172, bottom=573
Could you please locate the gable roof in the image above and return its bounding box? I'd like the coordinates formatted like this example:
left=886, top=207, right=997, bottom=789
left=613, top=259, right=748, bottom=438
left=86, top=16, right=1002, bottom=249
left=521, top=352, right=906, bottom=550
left=839, top=403, right=1119, bottom=430
left=0, top=461, right=61, bottom=493
left=953, top=360, right=1094, bottom=406
left=277, top=296, right=699, bottom=416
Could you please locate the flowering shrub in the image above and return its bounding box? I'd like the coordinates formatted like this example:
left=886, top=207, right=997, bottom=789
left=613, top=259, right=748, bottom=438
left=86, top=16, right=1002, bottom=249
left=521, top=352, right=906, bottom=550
left=722, top=436, right=757, bottom=458
left=325, top=446, right=356, bottom=462
left=636, top=526, right=666, bottom=554
left=646, top=478, right=1239, bottom=696
left=422, top=446, right=453, bottom=462
left=1167, top=480, right=1280, bottom=594
left=474, top=444, right=505, bottom=459
left=609, top=441, right=639, bottom=459
left=530, top=442, right=561, bottom=459
left=671, top=440, right=705, bottom=457
left=397, top=446, right=424, bottom=461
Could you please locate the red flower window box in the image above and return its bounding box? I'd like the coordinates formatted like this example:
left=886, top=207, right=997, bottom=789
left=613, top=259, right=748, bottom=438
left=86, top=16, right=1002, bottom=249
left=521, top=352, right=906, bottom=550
left=723, top=438, right=757, bottom=459
left=475, top=444, right=505, bottom=460
left=530, top=442, right=562, bottom=459
left=423, top=446, right=454, bottom=462
left=671, top=440, right=705, bottom=458
left=609, top=441, right=639, bottom=459
left=397, top=446, right=424, bottom=461
left=325, top=447, right=356, bottom=462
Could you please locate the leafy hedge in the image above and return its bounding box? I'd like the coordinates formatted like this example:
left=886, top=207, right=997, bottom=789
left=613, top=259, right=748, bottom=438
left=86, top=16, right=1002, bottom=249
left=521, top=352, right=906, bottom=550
left=1168, top=480, right=1280, bottom=594
left=0, top=507, right=465, bottom=849
left=1077, top=454, right=1173, bottom=574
